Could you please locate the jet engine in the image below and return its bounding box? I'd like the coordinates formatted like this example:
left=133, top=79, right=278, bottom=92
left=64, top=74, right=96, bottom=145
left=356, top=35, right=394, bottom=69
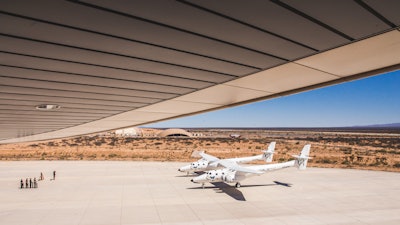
left=222, top=170, right=236, bottom=183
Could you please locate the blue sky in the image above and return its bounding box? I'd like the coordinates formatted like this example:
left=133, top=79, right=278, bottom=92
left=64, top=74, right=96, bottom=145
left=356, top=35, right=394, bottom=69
left=148, top=70, right=400, bottom=128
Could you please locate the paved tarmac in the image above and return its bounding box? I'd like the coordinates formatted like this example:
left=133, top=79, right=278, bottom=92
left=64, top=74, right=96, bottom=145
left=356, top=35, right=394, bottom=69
left=0, top=161, right=399, bottom=225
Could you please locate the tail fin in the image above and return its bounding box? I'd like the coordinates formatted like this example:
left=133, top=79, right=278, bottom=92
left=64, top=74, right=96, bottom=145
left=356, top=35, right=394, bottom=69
left=292, top=144, right=311, bottom=170
left=262, top=142, right=276, bottom=162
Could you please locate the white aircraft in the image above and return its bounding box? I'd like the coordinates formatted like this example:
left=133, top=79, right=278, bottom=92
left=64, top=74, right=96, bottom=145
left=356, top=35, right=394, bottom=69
left=191, top=144, right=311, bottom=188
left=178, top=142, right=276, bottom=175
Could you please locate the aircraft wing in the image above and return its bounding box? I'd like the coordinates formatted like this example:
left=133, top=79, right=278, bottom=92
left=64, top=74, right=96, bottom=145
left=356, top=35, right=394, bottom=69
left=198, top=152, right=220, bottom=162
left=218, top=160, right=264, bottom=175
left=232, top=165, right=264, bottom=175
left=0, top=1, right=399, bottom=143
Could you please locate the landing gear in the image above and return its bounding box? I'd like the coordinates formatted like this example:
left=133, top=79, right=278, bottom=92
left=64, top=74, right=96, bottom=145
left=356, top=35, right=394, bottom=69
left=235, top=182, right=241, bottom=188
left=187, top=171, right=189, bottom=176
left=201, top=183, right=205, bottom=189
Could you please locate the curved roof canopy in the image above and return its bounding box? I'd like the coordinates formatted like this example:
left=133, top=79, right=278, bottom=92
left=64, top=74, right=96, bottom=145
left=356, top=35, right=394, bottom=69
left=158, top=129, right=192, bottom=137
left=1, top=0, right=400, bottom=143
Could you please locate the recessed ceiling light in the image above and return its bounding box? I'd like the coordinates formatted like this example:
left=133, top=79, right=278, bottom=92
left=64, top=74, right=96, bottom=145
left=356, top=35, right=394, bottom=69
left=35, top=104, right=61, bottom=110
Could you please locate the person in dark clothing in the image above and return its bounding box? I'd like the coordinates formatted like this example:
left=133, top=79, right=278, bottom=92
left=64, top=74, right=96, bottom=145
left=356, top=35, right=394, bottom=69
left=20, top=179, right=24, bottom=189
left=40, top=172, right=44, bottom=181
left=53, top=171, right=56, bottom=180
left=29, top=178, right=32, bottom=188
left=25, top=178, right=28, bottom=188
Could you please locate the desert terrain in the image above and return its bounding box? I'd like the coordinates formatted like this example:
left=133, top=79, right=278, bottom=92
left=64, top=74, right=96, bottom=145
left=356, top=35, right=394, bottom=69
left=0, top=128, right=399, bottom=172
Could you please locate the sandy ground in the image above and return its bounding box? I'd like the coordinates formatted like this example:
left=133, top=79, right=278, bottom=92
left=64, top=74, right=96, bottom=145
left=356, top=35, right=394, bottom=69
left=1, top=161, right=400, bottom=225
left=1, top=129, right=399, bottom=172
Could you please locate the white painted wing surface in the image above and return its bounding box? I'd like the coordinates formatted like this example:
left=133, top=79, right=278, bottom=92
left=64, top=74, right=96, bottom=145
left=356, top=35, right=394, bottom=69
left=218, top=160, right=264, bottom=175
left=198, top=152, right=220, bottom=162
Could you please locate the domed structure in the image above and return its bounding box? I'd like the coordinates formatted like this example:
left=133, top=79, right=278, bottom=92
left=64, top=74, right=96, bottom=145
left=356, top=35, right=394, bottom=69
left=158, top=128, right=192, bottom=137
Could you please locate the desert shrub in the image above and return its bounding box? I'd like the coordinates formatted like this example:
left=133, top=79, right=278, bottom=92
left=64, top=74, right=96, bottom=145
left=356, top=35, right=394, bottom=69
left=342, top=160, right=351, bottom=165
left=108, top=153, right=117, bottom=158
left=341, top=147, right=352, bottom=154
left=393, top=163, right=400, bottom=168
left=376, top=149, right=387, bottom=154
left=124, top=138, right=134, bottom=143
left=318, top=158, right=334, bottom=164
left=94, top=141, right=103, bottom=146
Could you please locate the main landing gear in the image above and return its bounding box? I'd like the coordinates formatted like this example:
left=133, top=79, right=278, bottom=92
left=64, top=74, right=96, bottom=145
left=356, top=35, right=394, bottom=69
left=201, top=183, right=205, bottom=189
left=235, top=182, right=241, bottom=188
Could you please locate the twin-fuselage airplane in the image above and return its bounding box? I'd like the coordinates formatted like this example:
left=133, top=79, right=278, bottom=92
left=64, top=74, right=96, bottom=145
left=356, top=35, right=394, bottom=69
left=178, top=142, right=276, bottom=175
left=190, top=144, right=311, bottom=188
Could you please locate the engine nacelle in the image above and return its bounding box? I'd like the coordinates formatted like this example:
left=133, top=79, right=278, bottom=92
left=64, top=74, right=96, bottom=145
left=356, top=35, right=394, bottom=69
left=222, top=170, right=236, bottom=183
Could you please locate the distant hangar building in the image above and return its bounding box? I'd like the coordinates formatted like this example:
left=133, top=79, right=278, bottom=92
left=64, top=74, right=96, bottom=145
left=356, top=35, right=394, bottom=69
left=115, top=127, right=142, bottom=137
left=115, top=127, right=199, bottom=137
left=158, top=129, right=193, bottom=137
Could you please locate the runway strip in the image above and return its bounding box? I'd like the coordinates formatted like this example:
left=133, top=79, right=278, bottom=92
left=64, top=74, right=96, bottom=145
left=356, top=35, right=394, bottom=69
left=0, top=161, right=399, bottom=225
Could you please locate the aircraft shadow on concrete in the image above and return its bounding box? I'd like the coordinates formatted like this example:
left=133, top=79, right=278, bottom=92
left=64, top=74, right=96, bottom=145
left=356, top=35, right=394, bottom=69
left=175, top=174, right=199, bottom=177
left=176, top=171, right=205, bottom=178
left=188, top=181, right=292, bottom=201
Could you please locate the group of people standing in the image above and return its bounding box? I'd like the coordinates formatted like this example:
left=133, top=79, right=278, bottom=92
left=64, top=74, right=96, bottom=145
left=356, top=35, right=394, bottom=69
left=21, top=177, right=38, bottom=189
left=19, top=171, right=56, bottom=189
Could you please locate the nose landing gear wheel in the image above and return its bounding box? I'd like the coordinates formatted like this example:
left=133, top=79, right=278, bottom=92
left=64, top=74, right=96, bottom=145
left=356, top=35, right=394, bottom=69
left=235, top=182, right=241, bottom=188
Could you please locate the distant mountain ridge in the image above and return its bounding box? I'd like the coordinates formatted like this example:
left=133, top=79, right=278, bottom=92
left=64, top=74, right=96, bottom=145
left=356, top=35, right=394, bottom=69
left=354, top=123, right=400, bottom=128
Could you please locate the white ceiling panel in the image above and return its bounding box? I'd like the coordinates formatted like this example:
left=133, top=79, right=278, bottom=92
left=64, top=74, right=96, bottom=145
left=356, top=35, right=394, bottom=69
left=296, top=30, right=400, bottom=76
left=102, top=111, right=178, bottom=123
left=135, top=100, right=220, bottom=114
left=174, top=85, right=270, bottom=105
left=226, top=63, right=338, bottom=93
